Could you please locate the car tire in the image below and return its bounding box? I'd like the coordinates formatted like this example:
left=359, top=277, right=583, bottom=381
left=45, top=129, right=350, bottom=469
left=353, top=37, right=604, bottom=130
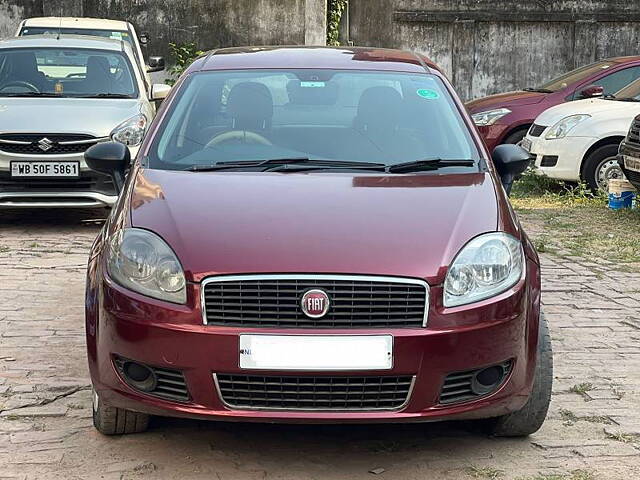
left=92, top=387, right=149, bottom=435
left=503, top=128, right=529, bottom=145
left=582, top=144, right=623, bottom=192
left=487, top=311, right=553, bottom=437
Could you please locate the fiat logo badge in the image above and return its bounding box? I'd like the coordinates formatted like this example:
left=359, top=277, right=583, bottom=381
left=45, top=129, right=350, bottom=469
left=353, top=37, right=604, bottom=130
left=301, top=289, right=330, bottom=318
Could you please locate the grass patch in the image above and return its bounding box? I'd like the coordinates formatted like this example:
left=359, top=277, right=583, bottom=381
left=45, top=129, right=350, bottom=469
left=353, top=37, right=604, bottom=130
left=569, top=382, right=594, bottom=396
left=605, top=431, right=639, bottom=443
left=517, top=470, right=595, bottom=480
left=0, top=245, right=9, bottom=253
left=511, top=171, right=640, bottom=264
left=466, top=466, right=503, bottom=479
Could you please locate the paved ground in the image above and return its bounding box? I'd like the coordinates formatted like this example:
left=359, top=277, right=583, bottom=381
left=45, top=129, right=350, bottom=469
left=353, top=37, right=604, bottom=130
left=0, top=209, right=639, bottom=480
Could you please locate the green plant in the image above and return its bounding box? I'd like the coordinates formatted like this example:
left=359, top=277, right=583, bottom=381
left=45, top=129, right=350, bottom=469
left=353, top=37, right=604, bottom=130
left=466, top=465, right=503, bottom=479
left=165, top=42, right=204, bottom=86
left=569, top=382, right=594, bottom=396
left=327, top=0, right=348, bottom=46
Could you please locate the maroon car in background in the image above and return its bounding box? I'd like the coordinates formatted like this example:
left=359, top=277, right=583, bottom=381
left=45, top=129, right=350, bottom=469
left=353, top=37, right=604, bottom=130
left=83, top=46, right=551, bottom=437
left=467, top=56, right=640, bottom=152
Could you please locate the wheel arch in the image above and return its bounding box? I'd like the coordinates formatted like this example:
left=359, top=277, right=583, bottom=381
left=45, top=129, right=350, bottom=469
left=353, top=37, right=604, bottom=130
left=500, top=124, right=532, bottom=144
left=579, top=136, right=624, bottom=177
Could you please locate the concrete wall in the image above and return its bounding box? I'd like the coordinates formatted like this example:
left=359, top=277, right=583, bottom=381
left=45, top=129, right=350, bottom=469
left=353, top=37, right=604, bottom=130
left=0, top=0, right=326, bottom=60
left=347, top=0, right=640, bottom=101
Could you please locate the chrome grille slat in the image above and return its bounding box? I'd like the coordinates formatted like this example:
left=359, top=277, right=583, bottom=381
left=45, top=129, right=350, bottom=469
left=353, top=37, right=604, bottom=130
left=202, top=274, right=429, bottom=328
left=0, top=133, right=99, bottom=155
left=215, top=374, right=415, bottom=411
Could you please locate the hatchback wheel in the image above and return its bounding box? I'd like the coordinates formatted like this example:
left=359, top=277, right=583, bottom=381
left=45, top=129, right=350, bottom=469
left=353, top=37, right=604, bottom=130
left=582, top=144, right=624, bottom=192
left=92, top=387, right=149, bottom=435
left=487, top=311, right=553, bottom=437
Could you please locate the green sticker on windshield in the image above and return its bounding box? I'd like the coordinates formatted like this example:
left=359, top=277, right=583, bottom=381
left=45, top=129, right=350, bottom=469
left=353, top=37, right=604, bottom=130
left=417, top=89, right=439, bottom=99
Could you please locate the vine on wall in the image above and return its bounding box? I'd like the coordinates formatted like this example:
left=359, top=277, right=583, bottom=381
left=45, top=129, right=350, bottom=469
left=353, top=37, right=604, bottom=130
left=327, top=0, right=348, bottom=46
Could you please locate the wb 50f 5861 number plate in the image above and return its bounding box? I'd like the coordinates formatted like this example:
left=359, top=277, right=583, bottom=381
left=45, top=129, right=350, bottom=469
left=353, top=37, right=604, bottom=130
left=11, top=161, right=80, bottom=178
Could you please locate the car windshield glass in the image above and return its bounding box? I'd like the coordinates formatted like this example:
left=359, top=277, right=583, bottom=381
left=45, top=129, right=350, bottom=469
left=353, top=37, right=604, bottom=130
left=612, top=77, right=640, bottom=101
left=147, top=69, right=480, bottom=171
left=537, top=61, right=614, bottom=92
left=0, top=47, right=138, bottom=98
left=20, top=27, right=135, bottom=47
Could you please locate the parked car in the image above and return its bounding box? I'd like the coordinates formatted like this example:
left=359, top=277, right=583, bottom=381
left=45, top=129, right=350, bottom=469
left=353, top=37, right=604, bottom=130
left=618, top=114, right=640, bottom=191
left=467, top=57, right=640, bottom=152
left=84, top=46, right=551, bottom=437
left=16, top=17, right=165, bottom=90
left=0, top=35, right=170, bottom=208
left=521, top=78, right=640, bottom=191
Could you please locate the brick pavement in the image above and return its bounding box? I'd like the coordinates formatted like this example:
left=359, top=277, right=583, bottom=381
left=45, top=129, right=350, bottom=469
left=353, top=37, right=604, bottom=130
left=0, top=209, right=639, bottom=479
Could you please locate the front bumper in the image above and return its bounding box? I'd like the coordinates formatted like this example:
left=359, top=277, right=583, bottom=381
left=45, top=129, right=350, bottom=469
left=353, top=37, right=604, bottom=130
left=524, top=133, right=595, bottom=182
left=87, top=262, right=540, bottom=423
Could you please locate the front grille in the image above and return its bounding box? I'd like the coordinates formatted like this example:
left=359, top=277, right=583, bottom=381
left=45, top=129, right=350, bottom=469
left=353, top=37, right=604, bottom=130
left=202, top=275, right=429, bottom=328
left=627, top=115, right=640, bottom=145
left=0, top=133, right=99, bottom=155
left=528, top=124, right=547, bottom=137
left=439, top=361, right=512, bottom=405
left=216, top=374, right=414, bottom=410
left=114, top=357, right=190, bottom=403
left=0, top=170, right=115, bottom=196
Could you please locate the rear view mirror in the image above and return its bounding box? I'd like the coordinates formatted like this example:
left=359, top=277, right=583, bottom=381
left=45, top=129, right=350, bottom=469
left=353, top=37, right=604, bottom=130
left=85, top=142, right=130, bottom=193
left=492, top=144, right=531, bottom=196
left=151, top=83, right=171, bottom=101
left=579, top=85, right=604, bottom=99
left=147, top=56, right=165, bottom=73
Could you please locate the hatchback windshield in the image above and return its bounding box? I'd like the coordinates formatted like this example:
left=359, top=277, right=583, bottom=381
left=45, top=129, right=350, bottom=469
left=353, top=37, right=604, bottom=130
left=148, top=69, right=479, bottom=170
left=0, top=47, right=137, bottom=97
left=20, top=27, right=135, bottom=47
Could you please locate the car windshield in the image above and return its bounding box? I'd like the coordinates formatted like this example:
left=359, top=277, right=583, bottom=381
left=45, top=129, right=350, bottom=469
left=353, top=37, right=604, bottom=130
left=20, top=27, right=135, bottom=47
left=537, top=61, right=615, bottom=92
left=612, top=77, right=640, bottom=100
left=148, top=69, right=480, bottom=171
left=0, top=47, right=138, bottom=98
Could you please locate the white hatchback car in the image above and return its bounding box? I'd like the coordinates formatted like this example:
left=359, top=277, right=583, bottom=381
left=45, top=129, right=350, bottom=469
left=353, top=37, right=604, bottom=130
left=521, top=79, right=640, bottom=191
left=0, top=35, right=169, bottom=208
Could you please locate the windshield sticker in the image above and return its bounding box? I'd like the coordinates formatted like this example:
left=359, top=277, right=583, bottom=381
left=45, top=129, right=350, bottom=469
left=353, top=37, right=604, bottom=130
left=300, top=81, right=325, bottom=88
left=110, top=32, right=123, bottom=40
left=417, top=89, right=439, bottom=99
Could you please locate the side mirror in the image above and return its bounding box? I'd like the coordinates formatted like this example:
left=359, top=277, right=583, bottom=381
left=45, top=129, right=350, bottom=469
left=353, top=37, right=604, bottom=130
left=147, top=56, right=165, bottom=73
left=85, top=142, right=130, bottom=193
left=492, top=144, right=531, bottom=196
left=151, top=83, right=171, bottom=101
left=579, top=84, right=604, bottom=99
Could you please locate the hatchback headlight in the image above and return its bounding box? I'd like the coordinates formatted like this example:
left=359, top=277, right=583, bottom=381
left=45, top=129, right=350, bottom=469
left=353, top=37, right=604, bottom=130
left=111, top=114, right=147, bottom=146
left=444, top=233, right=524, bottom=307
left=107, top=228, right=186, bottom=304
left=545, top=114, right=590, bottom=140
left=471, top=108, right=511, bottom=126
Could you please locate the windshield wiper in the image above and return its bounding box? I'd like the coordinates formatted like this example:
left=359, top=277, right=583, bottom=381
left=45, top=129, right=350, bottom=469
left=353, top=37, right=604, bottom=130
left=614, top=96, right=640, bottom=102
left=387, top=158, right=476, bottom=173
left=77, top=93, right=134, bottom=99
left=0, top=92, right=63, bottom=97
left=523, top=87, right=554, bottom=93
left=186, top=158, right=386, bottom=172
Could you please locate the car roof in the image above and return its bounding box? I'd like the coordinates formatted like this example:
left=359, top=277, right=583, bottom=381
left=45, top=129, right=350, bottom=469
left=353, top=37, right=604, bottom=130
left=191, top=46, right=439, bottom=75
left=606, top=56, right=640, bottom=64
left=21, top=16, right=130, bottom=30
left=0, top=34, right=130, bottom=52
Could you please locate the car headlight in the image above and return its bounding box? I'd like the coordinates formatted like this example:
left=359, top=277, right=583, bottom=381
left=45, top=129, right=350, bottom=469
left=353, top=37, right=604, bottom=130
left=444, top=232, right=524, bottom=307
left=471, top=108, right=511, bottom=126
left=106, top=228, right=186, bottom=304
left=545, top=114, right=590, bottom=140
left=111, top=114, right=147, bottom=146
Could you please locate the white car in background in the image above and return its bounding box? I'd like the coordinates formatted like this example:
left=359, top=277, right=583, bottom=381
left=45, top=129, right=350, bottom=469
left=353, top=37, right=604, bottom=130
left=0, top=35, right=170, bottom=208
left=16, top=17, right=165, bottom=91
left=521, top=79, right=640, bottom=191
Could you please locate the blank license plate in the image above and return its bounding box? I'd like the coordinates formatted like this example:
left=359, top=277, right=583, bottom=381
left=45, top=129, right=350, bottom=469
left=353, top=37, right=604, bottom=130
left=11, top=161, right=79, bottom=178
left=624, top=155, right=640, bottom=173
left=239, top=335, right=393, bottom=371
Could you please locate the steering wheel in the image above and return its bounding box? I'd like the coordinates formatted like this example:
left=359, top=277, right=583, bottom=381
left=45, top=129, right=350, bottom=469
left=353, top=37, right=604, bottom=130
left=206, top=130, right=272, bottom=148
left=0, top=81, right=40, bottom=93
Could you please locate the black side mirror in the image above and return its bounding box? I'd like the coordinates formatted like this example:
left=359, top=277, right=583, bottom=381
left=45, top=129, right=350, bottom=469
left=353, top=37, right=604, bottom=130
left=492, top=144, right=531, bottom=196
left=147, top=56, right=165, bottom=73
left=85, top=142, right=130, bottom=193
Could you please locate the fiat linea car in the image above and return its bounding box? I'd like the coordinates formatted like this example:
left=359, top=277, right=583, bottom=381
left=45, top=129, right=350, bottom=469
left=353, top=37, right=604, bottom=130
left=84, top=46, right=550, bottom=436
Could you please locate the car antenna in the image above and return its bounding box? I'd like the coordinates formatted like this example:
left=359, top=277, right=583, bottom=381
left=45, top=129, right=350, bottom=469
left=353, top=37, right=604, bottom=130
left=56, top=9, right=62, bottom=40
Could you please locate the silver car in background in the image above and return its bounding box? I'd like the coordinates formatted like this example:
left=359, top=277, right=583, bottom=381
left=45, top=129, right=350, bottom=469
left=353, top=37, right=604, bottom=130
left=0, top=35, right=169, bottom=208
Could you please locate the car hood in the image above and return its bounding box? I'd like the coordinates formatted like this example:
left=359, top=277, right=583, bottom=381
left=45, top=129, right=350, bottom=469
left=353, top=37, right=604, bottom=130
left=534, top=97, right=639, bottom=126
left=129, top=170, right=499, bottom=284
left=466, top=90, right=547, bottom=113
left=0, top=97, right=141, bottom=136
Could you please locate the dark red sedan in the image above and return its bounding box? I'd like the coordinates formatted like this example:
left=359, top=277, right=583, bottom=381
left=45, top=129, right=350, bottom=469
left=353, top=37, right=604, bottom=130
left=84, top=46, right=551, bottom=437
left=467, top=56, right=640, bottom=151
